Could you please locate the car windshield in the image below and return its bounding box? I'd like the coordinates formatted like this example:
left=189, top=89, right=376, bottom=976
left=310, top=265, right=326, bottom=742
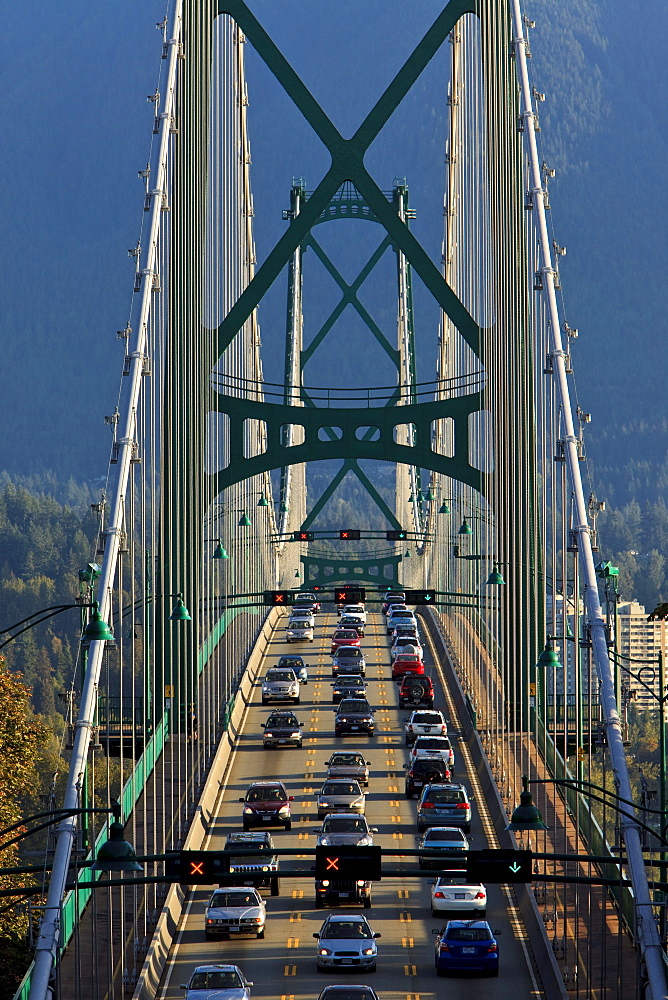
left=247, top=786, right=286, bottom=802
left=267, top=715, right=297, bottom=727
left=320, top=990, right=375, bottom=1000
left=279, top=658, right=303, bottom=668
left=321, top=782, right=359, bottom=796
left=289, top=621, right=310, bottom=628
left=334, top=631, right=357, bottom=639
left=323, top=816, right=367, bottom=833
left=338, top=700, right=370, bottom=713
left=267, top=671, right=295, bottom=682
left=337, top=648, right=362, bottom=658
left=321, top=920, right=372, bottom=939
left=330, top=753, right=365, bottom=765
left=446, top=926, right=491, bottom=941
left=426, top=789, right=465, bottom=805
left=439, top=874, right=468, bottom=885
left=210, top=892, right=258, bottom=907
left=424, top=830, right=463, bottom=843
left=190, top=971, right=243, bottom=989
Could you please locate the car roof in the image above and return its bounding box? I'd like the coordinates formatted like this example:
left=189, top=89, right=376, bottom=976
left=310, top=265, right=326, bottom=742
left=192, top=965, right=240, bottom=973
left=325, top=912, right=368, bottom=922
left=248, top=779, right=287, bottom=788
left=226, top=831, right=272, bottom=842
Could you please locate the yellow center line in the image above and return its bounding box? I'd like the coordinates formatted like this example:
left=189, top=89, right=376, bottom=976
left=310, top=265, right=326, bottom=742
left=287, top=937, right=299, bottom=948
left=289, top=912, right=302, bottom=922
left=291, top=889, right=304, bottom=899
left=284, top=965, right=297, bottom=977
left=388, top=785, right=398, bottom=793
left=400, top=911, right=411, bottom=922
left=398, top=889, right=409, bottom=899
left=402, top=937, right=414, bottom=948
left=403, top=964, right=417, bottom=977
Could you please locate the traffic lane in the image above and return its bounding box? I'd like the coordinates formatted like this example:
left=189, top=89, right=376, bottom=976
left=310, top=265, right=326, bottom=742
left=159, top=609, right=394, bottom=996
left=159, top=609, right=541, bottom=999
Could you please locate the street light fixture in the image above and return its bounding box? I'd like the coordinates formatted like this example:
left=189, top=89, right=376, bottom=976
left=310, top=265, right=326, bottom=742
left=507, top=776, right=548, bottom=831
left=169, top=593, right=191, bottom=622
left=212, top=540, right=229, bottom=560
left=0, top=601, right=114, bottom=650
left=238, top=511, right=252, bottom=527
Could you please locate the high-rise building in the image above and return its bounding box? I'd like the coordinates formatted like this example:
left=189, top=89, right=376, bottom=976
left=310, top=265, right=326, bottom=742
left=617, top=601, right=668, bottom=712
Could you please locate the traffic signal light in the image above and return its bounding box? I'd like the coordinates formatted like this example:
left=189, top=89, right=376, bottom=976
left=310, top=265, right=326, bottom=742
left=403, top=589, right=437, bottom=605
left=466, top=849, right=532, bottom=884
left=334, top=587, right=366, bottom=604
left=386, top=529, right=407, bottom=541
left=175, top=850, right=230, bottom=884
left=339, top=529, right=361, bottom=540
left=315, top=845, right=382, bottom=881
left=263, top=590, right=294, bottom=605
left=293, top=530, right=315, bottom=541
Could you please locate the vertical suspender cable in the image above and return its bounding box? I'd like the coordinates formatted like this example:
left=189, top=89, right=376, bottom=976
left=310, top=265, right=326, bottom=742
left=510, top=4, right=667, bottom=996
left=28, top=5, right=183, bottom=998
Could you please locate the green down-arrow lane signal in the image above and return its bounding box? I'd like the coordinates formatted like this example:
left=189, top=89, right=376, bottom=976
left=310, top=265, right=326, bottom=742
left=403, top=589, right=437, bottom=605
left=466, top=849, right=532, bottom=884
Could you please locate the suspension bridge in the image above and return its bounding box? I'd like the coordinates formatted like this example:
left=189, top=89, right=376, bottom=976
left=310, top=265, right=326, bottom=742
left=11, top=2, right=667, bottom=1000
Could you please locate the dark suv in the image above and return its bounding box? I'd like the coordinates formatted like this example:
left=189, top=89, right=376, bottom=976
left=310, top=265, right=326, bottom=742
left=261, top=710, right=304, bottom=748
left=405, top=757, right=451, bottom=798
left=334, top=698, right=375, bottom=736
left=399, top=674, right=434, bottom=708
left=239, top=780, right=294, bottom=830
left=223, top=831, right=280, bottom=895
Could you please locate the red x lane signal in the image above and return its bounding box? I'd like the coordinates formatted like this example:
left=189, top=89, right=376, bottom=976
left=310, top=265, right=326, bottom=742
left=189, top=860, right=205, bottom=877
left=315, top=845, right=381, bottom=880
left=175, top=850, right=230, bottom=884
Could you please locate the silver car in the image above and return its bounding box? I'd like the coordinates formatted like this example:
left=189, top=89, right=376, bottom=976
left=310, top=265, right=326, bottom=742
left=204, top=888, right=266, bottom=939
left=315, top=813, right=377, bottom=847
left=317, top=779, right=366, bottom=818
left=313, top=913, right=380, bottom=972
left=288, top=609, right=315, bottom=627
left=261, top=668, right=300, bottom=704
left=286, top=617, right=314, bottom=642
left=180, top=964, right=253, bottom=1000
left=325, top=751, right=371, bottom=786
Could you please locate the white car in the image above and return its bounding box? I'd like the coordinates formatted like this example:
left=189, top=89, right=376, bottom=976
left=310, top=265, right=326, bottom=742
left=391, top=637, right=424, bottom=661
left=285, top=617, right=314, bottom=642
left=204, top=888, right=266, bottom=939
left=430, top=871, right=487, bottom=916
left=405, top=709, right=447, bottom=745
left=261, top=668, right=300, bottom=704
left=181, top=965, right=253, bottom=1000
left=342, top=603, right=367, bottom=623
left=410, top=735, right=455, bottom=768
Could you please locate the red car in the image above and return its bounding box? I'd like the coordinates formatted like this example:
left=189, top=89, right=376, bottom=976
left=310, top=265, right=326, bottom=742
left=330, top=629, right=360, bottom=655
left=392, top=653, right=425, bottom=680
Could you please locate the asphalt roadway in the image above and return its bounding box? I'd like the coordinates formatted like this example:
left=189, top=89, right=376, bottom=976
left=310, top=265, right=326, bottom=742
left=156, top=608, right=546, bottom=1000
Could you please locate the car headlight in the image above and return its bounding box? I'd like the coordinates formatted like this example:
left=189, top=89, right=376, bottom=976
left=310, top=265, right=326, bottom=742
left=290, top=731, right=300, bottom=738
left=359, top=836, right=371, bottom=845
left=321, top=879, right=330, bottom=886
left=264, top=732, right=273, bottom=738
left=319, top=948, right=332, bottom=956
left=251, top=916, right=263, bottom=924
left=362, top=947, right=375, bottom=956
left=278, top=805, right=290, bottom=815
left=319, top=802, right=330, bottom=808
left=244, top=806, right=253, bottom=814
left=320, top=837, right=331, bottom=846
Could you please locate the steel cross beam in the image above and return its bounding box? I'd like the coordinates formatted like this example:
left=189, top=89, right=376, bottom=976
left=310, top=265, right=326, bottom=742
left=210, top=391, right=484, bottom=495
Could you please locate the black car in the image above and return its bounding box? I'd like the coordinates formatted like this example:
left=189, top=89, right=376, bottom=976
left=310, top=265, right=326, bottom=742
left=261, top=710, right=304, bottom=748
left=318, top=986, right=380, bottom=1000
left=339, top=615, right=365, bottom=636
left=405, top=756, right=451, bottom=798
left=334, top=698, right=375, bottom=736
left=331, top=675, right=367, bottom=703
left=223, top=831, right=280, bottom=894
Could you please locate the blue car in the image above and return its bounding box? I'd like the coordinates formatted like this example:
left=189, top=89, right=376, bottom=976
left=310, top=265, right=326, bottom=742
left=433, top=919, right=499, bottom=976
left=277, top=655, right=308, bottom=684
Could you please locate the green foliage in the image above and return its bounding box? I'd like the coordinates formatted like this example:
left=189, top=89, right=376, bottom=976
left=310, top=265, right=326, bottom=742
left=0, top=479, right=99, bottom=719
left=0, top=660, right=51, bottom=995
